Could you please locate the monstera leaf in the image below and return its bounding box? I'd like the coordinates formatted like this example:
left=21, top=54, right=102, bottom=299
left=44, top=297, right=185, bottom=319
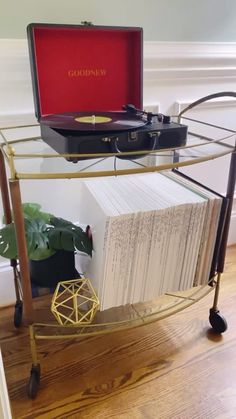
left=0, top=219, right=55, bottom=260
left=0, top=204, right=92, bottom=261
left=24, top=218, right=55, bottom=260
left=2, top=203, right=52, bottom=225
left=0, top=223, right=18, bottom=259
left=48, top=217, right=93, bottom=257
left=22, top=203, right=52, bottom=223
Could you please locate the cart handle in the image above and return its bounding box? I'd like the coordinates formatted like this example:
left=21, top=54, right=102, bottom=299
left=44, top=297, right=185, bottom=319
left=178, top=91, right=236, bottom=118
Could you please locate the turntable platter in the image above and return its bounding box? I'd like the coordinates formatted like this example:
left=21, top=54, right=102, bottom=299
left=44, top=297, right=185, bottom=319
left=40, top=111, right=147, bottom=133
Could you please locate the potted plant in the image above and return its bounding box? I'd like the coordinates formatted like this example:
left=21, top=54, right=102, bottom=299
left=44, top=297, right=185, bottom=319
left=0, top=203, right=92, bottom=287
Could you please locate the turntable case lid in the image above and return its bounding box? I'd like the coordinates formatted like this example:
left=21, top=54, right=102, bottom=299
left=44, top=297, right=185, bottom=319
left=27, top=23, right=143, bottom=120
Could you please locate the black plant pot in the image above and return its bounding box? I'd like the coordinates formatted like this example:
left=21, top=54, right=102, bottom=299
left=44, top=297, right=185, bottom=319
left=29, top=250, right=80, bottom=288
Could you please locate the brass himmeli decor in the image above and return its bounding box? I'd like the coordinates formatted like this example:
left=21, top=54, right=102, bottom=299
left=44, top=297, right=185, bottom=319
left=51, top=278, right=99, bottom=325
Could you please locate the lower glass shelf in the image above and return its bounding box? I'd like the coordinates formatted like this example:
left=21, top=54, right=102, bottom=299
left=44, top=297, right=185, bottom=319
left=32, top=282, right=215, bottom=340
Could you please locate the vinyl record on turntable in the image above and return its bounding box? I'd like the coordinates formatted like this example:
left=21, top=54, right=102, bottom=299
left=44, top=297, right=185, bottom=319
left=40, top=111, right=147, bottom=133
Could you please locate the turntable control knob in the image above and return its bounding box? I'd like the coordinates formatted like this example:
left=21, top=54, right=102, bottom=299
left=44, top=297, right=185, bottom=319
left=149, top=131, right=160, bottom=138
left=163, top=115, right=171, bottom=124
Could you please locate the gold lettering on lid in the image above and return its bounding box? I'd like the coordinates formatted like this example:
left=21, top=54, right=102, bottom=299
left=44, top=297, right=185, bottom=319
left=68, top=69, right=107, bottom=77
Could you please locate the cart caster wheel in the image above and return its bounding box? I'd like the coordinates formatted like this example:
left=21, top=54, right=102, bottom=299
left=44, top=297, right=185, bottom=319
left=209, top=309, right=228, bottom=334
left=66, top=157, right=78, bottom=163
left=27, top=365, right=41, bottom=400
left=14, top=301, right=23, bottom=328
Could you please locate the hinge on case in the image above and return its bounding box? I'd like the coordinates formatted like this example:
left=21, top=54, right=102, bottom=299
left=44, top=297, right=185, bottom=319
left=81, top=21, right=93, bottom=26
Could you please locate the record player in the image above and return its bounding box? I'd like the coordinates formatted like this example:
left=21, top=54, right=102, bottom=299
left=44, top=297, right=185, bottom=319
left=27, top=23, right=187, bottom=161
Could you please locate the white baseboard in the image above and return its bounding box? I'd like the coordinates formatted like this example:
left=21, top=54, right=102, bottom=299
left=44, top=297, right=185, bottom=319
left=0, top=350, right=12, bottom=419
left=0, top=262, right=16, bottom=307
left=228, top=209, right=236, bottom=245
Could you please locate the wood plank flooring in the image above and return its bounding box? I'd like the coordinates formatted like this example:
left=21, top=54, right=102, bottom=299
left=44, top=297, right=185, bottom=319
left=0, top=245, right=236, bottom=419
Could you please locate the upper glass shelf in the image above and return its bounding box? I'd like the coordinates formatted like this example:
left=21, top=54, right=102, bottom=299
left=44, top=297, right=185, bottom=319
left=0, top=117, right=235, bottom=180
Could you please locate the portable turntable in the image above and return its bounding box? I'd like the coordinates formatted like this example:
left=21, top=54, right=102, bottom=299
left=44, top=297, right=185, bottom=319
left=27, top=23, right=187, bottom=161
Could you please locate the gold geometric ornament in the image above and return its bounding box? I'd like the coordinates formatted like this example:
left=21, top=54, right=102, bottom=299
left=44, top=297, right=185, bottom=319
left=51, top=278, right=99, bottom=325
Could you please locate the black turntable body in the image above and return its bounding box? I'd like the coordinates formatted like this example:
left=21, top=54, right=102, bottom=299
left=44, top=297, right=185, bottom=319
left=27, top=23, right=187, bottom=161
left=40, top=115, right=187, bottom=162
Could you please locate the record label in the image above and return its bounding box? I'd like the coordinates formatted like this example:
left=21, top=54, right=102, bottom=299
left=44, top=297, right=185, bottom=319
left=75, top=115, right=112, bottom=124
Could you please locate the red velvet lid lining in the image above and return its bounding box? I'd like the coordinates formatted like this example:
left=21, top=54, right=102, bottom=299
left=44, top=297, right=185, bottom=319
left=29, top=25, right=143, bottom=118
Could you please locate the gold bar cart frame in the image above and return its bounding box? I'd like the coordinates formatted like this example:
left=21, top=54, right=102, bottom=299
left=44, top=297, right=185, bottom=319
left=0, top=91, right=236, bottom=399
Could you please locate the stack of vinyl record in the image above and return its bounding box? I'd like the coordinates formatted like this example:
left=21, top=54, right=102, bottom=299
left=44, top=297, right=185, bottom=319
left=78, top=172, right=223, bottom=310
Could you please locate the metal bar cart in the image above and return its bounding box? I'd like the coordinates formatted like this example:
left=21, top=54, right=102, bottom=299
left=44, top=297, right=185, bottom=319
left=0, top=92, right=235, bottom=399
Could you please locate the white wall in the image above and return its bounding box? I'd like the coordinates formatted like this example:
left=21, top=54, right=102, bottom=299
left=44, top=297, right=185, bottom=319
left=1, top=0, right=236, bottom=41
left=0, top=39, right=236, bottom=306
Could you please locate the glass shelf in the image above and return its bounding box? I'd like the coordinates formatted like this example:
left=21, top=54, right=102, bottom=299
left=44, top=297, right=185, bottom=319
left=0, top=117, right=235, bottom=180
left=31, top=282, right=215, bottom=339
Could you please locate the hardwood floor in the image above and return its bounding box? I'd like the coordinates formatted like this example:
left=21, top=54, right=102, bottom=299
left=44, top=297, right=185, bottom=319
left=1, top=246, right=236, bottom=419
